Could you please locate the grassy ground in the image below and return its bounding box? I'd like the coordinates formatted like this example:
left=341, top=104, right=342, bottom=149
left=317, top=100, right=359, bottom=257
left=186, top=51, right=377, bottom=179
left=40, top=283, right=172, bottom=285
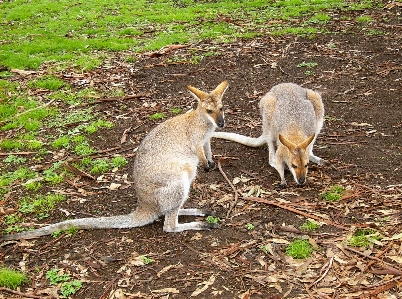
left=1, top=0, right=375, bottom=70
left=0, top=0, right=380, bottom=234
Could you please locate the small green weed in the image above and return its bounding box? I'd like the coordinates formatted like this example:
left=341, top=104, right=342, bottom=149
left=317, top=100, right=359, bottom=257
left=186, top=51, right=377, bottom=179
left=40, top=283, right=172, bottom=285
left=140, top=256, right=155, bottom=265
left=300, top=220, right=320, bottom=231
left=285, top=239, right=314, bottom=259
left=348, top=229, right=380, bottom=248
left=150, top=112, right=164, bottom=120
left=206, top=216, right=220, bottom=224
left=52, top=135, right=71, bottom=149
left=297, top=61, right=318, bottom=68
left=0, top=267, right=28, bottom=289
left=84, top=119, right=113, bottom=134
left=60, top=280, right=82, bottom=298
left=19, top=194, right=66, bottom=219
left=90, top=159, right=110, bottom=174
left=74, top=141, right=95, bottom=156
left=320, top=185, right=345, bottom=202
left=260, top=245, right=270, bottom=253
left=3, top=225, right=26, bottom=234
left=246, top=223, right=255, bottom=230
left=51, top=226, right=78, bottom=238
left=24, top=181, right=42, bottom=191
left=110, top=156, right=128, bottom=168
left=46, top=269, right=71, bottom=285
left=3, top=155, right=26, bottom=165
left=3, top=214, right=22, bottom=225
left=356, top=15, right=373, bottom=23
left=171, top=107, right=183, bottom=114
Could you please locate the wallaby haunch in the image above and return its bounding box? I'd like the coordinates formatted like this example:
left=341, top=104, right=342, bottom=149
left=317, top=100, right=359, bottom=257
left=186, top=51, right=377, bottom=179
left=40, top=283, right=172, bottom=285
left=213, top=83, right=329, bottom=187
left=1, top=81, right=228, bottom=240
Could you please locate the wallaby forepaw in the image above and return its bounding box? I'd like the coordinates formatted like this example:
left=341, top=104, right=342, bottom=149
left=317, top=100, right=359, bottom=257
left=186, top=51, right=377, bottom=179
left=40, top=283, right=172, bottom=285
left=203, top=210, right=217, bottom=217
left=204, top=160, right=216, bottom=172
left=205, top=222, right=220, bottom=230
left=275, top=182, right=288, bottom=189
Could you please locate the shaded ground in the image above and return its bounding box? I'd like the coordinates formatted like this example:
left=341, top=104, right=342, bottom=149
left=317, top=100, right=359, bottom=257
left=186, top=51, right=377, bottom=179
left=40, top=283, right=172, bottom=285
left=1, top=5, right=402, bottom=299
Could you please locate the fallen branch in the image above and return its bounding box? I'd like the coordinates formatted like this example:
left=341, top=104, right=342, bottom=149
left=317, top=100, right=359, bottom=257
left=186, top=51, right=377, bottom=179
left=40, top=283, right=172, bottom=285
left=63, top=162, right=95, bottom=180
left=0, top=151, right=36, bottom=156
left=244, top=196, right=348, bottom=230
left=0, top=287, right=48, bottom=299
left=343, top=246, right=402, bottom=275
left=307, top=257, right=334, bottom=289
left=95, top=93, right=148, bottom=103
left=217, top=160, right=240, bottom=219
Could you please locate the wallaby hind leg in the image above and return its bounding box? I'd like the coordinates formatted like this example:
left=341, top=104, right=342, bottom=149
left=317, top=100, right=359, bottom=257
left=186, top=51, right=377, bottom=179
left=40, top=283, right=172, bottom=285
left=159, top=174, right=217, bottom=232
left=259, top=92, right=278, bottom=168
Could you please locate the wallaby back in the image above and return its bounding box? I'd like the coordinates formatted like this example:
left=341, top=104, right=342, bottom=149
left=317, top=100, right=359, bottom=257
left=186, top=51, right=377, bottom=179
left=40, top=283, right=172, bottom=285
left=1, top=81, right=228, bottom=240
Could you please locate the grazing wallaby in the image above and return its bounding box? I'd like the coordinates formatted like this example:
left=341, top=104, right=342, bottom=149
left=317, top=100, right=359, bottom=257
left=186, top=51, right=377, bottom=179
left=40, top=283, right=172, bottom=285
left=213, top=82, right=329, bottom=187
left=1, top=81, right=228, bottom=240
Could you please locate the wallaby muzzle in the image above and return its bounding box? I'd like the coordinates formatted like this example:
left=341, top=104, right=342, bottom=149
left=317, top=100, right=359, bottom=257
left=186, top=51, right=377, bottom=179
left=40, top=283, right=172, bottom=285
left=297, top=175, right=306, bottom=186
left=217, top=115, right=225, bottom=128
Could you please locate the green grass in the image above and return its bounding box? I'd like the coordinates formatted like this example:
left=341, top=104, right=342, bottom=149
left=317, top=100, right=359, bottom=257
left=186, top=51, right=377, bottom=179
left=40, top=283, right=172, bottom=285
left=348, top=229, right=381, bottom=248
left=0, top=267, right=28, bottom=289
left=19, top=194, right=66, bottom=219
left=285, top=239, right=315, bottom=259
left=0, top=0, right=375, bottom=70
left=300, top=220, right=320, bottom=231
left=206, top=216, right=220, bottom=224
left=150, top=112, right=165, bottom=120
left=320, top=185, right=345, bottom=201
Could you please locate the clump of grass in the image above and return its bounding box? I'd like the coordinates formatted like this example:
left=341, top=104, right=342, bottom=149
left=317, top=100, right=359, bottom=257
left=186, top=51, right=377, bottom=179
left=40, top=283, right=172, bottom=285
left=140, top=256, right=155, bottom=265
left=90, top=159, right=110, bottom=174
left=51, top=226, right=78, bottom=238
left=320, top=185, right=345, bottom=202
left=110, top=156, right=128, bottom=168
left=300, top=220, right=321, bottom=231
left=3, top=155, right=26, bottom=165
left=285, top=239, right=314, bottom=259
left=28, top=76, right=66, bottom=91
left=246, top=223, right=255, bottom=230
left=206, top=216, right=220, bottom=224
left=348, top=229, right=380, bottom=248
left=171, top=107, right=183, bottom=114
left=19, top=194, right=66, bottom=219
left=150, top=112, right=164, bottom=120
left=84, top=119, right=113, bottom=134
left=0, top=267, right=28, bottom=289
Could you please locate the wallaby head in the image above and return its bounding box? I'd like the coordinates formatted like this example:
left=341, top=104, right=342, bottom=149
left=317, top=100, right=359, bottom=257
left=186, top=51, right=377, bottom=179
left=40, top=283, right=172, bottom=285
left=187, top=81, right=228, bottom=128
left=278, top=134, right=315, bottom=186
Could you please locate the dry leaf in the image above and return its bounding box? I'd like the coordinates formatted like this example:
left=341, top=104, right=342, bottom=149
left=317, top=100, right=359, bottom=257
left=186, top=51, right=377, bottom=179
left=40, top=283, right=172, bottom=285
left=191, top=275, right=215, bottom=297
left=109, top=183, right=122, bottom=190
left=152, top=288, right=179, bottom=294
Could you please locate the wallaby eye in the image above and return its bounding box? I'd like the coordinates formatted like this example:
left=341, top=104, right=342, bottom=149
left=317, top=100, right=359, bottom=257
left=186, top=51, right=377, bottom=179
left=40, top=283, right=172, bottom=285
left=219, top=108, right=223, bottom=111
left=305, top=164, right=309, bottom=168
left=206, top=109, right=212, bottom=114
left=291, top=164, right=297, bottom=169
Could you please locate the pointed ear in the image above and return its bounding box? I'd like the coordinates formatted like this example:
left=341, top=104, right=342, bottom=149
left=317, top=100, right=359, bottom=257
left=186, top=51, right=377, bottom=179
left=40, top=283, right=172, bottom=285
left=187, top=85, right=209, bottom=102
left=279, top=134, right=297, bottom=151
left=299, top=134, right=315, bottom=149
left=210, top=80, right=229, bottom=98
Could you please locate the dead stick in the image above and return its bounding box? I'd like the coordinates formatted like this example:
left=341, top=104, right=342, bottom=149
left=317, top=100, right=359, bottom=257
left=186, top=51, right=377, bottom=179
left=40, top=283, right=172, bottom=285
left=308, top=257, right=334, bottom=289
left=344, top=246, right=402, bottom=275
left=0, top=287, right=48, bottom=299
left=244, top=196, right=348, bottom=230
left=217, top=160, right=239, bottom=219
left=0, top=151, right=36, bottom=156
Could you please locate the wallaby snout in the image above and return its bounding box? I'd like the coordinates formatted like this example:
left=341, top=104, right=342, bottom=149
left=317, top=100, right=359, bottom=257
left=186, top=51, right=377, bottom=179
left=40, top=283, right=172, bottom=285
left=217, top=114, right=225, bottom=128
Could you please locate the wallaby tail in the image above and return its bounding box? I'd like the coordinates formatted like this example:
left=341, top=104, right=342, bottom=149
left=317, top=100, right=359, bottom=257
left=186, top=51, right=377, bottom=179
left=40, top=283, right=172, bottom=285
left=0, top=212, right=153, bottom=241
left=212, top=132, right=266, bottom=147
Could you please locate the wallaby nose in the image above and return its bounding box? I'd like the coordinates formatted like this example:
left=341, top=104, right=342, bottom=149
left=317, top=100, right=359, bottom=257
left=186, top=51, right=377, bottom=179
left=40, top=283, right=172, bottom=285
left=297, top=176, right=306, bottom=186
left=217, top=115, right=225, bottom=128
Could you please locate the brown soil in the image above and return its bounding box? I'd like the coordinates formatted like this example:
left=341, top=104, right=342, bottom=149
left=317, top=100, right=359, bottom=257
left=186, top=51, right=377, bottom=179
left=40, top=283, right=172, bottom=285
left=1, top=6, right=401, bottom=299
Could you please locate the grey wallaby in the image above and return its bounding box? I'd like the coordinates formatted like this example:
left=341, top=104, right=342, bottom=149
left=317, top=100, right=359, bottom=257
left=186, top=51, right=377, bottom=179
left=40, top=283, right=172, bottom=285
left=1, top=81, right=228, bottom=240
left=213, top=82, right=329, bottom=187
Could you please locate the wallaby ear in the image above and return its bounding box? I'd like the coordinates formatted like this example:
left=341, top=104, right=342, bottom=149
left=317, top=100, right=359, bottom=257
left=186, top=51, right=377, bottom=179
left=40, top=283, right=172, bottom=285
left=299, top=134, right=315, bottom=149
left=210, top=80, right=229, bottom=98
left=279, top=134, right=297, bottom=150
left=187, top=85, right=209, bottom=102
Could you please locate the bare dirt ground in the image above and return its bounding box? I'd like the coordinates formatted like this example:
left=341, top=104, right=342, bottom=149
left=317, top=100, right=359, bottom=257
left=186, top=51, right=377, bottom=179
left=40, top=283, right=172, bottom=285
left=1, top=5, right=402, bottom=299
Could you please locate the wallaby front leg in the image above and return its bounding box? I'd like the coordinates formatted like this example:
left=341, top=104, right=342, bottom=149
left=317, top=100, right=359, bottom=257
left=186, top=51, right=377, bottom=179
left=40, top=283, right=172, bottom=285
left=203, top=140, right=215, bottom=170
left=196, top=143, right=212, bottom=171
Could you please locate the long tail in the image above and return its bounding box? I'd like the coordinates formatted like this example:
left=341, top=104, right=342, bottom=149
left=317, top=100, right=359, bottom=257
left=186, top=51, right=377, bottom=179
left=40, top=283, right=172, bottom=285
left=212, top=132, right=266, bottom=147
left=0, top=211, right=154, bottom=241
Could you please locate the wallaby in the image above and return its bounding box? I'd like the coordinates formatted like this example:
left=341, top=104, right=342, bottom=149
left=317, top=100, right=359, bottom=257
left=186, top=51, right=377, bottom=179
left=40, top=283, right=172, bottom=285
left=213, top=82, right=329, bottom=187
left=1, top=81, right=228, bottom=240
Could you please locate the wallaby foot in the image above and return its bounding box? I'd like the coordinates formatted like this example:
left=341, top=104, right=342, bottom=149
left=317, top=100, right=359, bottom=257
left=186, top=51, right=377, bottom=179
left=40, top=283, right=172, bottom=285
left=163, top=209, right=219, bottom=232
left=275, top=181, right=288, bottom=189
left=204, top=160, right=216, bottom=172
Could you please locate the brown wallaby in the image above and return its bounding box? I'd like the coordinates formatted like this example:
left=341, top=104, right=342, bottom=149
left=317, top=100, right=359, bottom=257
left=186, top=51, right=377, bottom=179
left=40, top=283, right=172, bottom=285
left=213, top=83, right=329, bottom=187
left=1, top=81, right=228, bottom=240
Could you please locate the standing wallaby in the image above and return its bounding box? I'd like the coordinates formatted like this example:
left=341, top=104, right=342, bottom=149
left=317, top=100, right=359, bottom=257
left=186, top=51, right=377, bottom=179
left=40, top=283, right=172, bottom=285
left=1, top=81, right=228, bottom=240
left=213, top=83, right=329, bottom=187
